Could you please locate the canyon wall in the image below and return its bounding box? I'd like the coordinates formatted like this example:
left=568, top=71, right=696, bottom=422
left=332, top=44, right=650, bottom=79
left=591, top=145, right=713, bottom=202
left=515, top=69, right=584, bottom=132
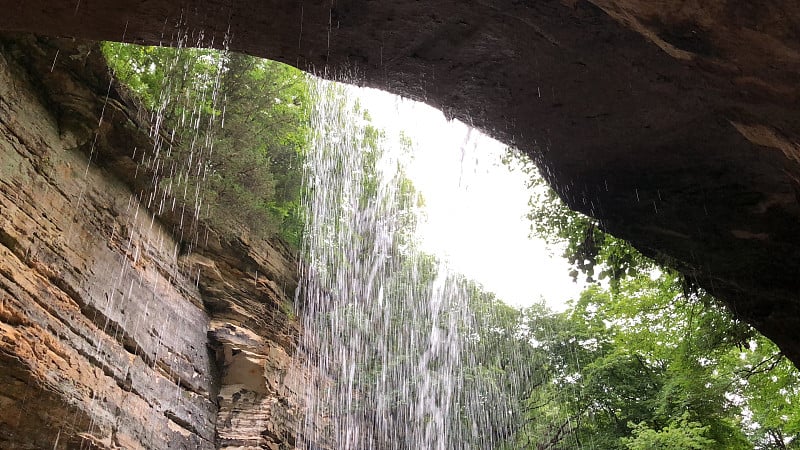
left=0, top=34, right=306, bottom=449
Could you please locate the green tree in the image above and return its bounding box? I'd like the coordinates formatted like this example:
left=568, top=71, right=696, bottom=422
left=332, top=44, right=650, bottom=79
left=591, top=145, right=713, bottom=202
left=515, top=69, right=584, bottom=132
left=102, top=42, right=310, bottom=246
left=732, top=335, right=800, bottom=449
left=624, top=413, right=715, bottom=450
left=504, top=273, right=758, bottom=449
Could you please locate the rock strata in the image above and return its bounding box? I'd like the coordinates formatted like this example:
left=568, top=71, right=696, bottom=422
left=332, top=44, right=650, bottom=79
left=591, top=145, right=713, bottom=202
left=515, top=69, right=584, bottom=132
left=0, top=34, right=308, bottom=449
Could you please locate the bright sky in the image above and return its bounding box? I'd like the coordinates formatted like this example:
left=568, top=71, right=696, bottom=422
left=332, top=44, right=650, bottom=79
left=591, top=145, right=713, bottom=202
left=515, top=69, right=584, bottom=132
left=353, top=87, right=583, bottom=310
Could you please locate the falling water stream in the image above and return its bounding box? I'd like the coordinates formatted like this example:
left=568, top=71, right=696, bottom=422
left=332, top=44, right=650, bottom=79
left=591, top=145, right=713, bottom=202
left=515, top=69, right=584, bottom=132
left=294, top=80, right=528, bottom=449
left=97, top=40, right=544, bottom=448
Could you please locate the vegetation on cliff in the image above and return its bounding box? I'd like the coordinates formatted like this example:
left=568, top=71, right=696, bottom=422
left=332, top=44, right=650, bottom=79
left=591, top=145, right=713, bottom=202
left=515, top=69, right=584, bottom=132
left=102, top=42, right=309, bottom=247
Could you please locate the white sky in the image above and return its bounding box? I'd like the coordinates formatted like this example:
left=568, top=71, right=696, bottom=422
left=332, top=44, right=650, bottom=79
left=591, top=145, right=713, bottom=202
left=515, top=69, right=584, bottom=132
left=353, top=87, right=583, bottom=310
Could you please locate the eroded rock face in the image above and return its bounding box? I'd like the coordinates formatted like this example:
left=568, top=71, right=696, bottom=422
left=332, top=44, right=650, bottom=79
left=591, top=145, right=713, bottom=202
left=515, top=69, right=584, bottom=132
left=3, top=0, right=795, bottom=364
left=0, top=35, right=310, bottom=449
left=0, top=35, right=217, bottom=448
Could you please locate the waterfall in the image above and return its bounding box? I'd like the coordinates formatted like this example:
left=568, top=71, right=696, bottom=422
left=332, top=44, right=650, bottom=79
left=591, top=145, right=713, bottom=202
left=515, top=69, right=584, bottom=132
left=294, top=79, right=526, bottom=449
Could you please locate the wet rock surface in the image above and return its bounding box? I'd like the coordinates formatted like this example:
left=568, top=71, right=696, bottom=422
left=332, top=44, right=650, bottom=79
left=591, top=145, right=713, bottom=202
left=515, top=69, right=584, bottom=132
left=0, top=35, right=309, bottom=449
left=1, top=0, right=795, bottom=364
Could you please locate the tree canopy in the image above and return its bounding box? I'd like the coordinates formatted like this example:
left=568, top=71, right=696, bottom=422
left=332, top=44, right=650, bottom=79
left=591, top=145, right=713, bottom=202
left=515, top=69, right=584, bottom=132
left=102, top=42, right=310, bottom=246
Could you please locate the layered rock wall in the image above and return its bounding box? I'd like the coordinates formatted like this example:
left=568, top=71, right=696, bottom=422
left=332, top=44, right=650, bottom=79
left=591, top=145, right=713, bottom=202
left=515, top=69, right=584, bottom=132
left=0, top=35, right=306, bottom=449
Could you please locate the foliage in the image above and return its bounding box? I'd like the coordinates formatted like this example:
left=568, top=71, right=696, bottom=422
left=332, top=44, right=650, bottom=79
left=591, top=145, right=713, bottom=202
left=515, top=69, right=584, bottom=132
left=501, top=272, right=791, bottom=449
left=734, top=335, right=800, bottom=449
left=102, top=42, right=310, bottom=246
left=623, top=413, right=715, bottom=450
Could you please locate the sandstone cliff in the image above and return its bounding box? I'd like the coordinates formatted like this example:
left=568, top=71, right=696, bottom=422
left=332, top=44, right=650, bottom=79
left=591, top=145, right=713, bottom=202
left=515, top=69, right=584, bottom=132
left=0, top=34, right=305, bottom=449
